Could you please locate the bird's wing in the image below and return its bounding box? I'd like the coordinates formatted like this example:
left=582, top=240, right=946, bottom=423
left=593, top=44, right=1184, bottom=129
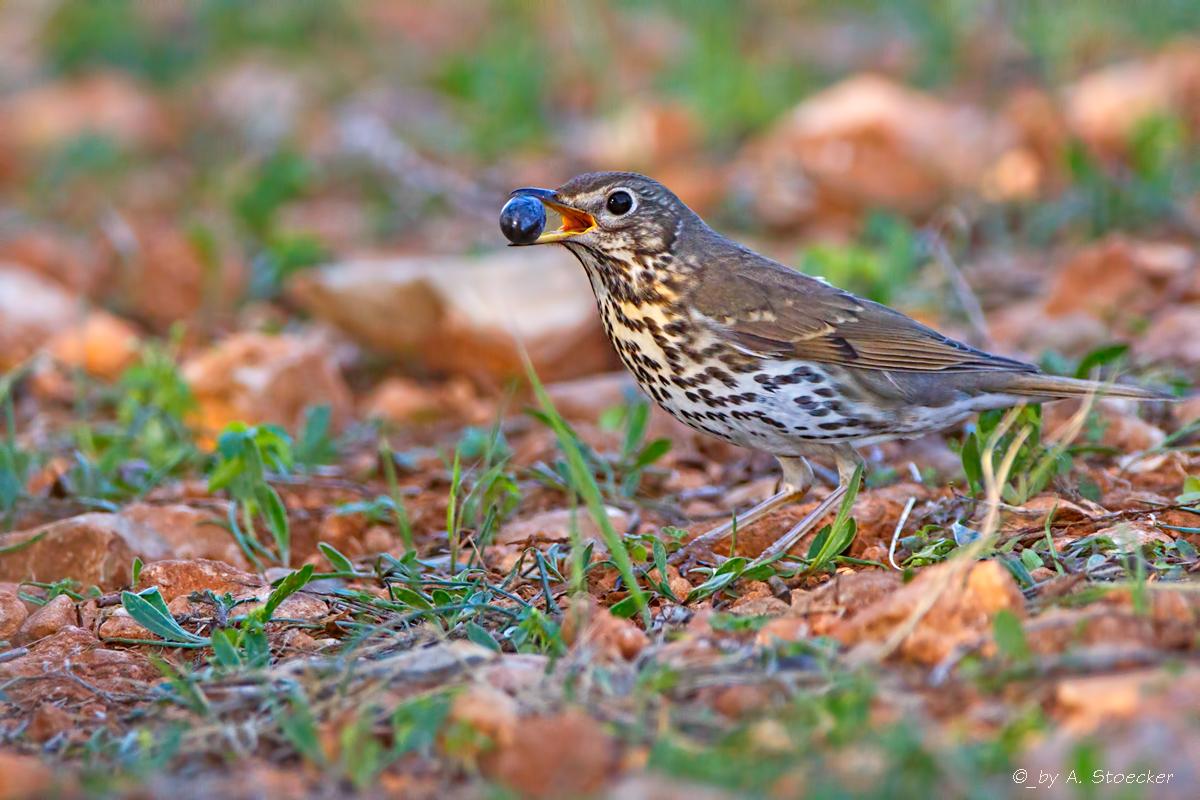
left=686, top=253, right=1036, bottom=374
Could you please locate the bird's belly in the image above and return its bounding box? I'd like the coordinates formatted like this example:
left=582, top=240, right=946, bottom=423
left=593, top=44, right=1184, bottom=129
left=615, top=347, right=987, bottom=454
left=604, top=326, right=879, bottom=453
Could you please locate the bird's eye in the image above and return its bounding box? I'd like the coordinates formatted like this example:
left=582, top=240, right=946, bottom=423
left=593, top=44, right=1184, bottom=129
left=606, top=190, right=633, bottom=216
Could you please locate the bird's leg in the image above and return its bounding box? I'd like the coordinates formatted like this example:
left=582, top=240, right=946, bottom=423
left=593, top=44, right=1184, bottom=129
left=750, top=445, right=864, bottom=567
left=669, top=457, right=812, bottom=566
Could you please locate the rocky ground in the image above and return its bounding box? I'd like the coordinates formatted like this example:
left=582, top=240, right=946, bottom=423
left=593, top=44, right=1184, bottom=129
left=2, top=2, right=1200, bottom=798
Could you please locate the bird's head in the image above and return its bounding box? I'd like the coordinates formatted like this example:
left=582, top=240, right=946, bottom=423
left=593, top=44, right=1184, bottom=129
left=510, top=171, right=693, bottom=258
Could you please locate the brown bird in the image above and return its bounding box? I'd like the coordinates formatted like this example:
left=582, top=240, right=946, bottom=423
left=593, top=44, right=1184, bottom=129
left=510, top=172, right=1171, bottom=564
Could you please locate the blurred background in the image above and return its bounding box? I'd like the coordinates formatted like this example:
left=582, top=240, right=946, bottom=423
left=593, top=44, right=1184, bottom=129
left=1, top=0, right=1198, bottom=439
left=4, top=4, right=1200, bottom=795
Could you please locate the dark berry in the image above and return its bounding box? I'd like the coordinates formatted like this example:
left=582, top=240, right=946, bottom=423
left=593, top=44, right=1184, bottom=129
left=499, top=195, right=546, bottom=245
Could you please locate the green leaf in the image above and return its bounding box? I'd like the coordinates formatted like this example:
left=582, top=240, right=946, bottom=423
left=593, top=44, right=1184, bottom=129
left=207, top=456, right=245, bottom=493
left=465, top=621, right=501, bottom=651
left=685, top=557, right=747, bottom=604
left=622, top=401, right=650, bottom=459
left=318, top=542, right=356, bottom=574
left=608, top=595, right=641, bottom=619
left=131, top=556, right=143, bottom=587
left=960, top=432, right=982, bottom=495
left=992, top=609, right=1031, bottom=661
left=262, top=563, right=314, bottom=621
left=1021, top=549, right=1044, bottom=573
left=242, top=626, right=270, bottom=666
left=391, top=587, right=433, bottom=611
left=804, top=464, right=863, bottom=575
left=806, top=524, right=832, bottom=561
left=1000, top=553, right=1036, bottom=587
left=279, top=689, right=325, bottom=766
left=121, top=589, right=208, bottom=644
left=651, top=538, right=679, bottom=602
left=0, top=530, right=47, bottom=556
left=296, top=405, right=336, bottom=467
left=633, top=438, right=672, bottom=470
left=209, top=628, right=241, bottom=667
left=215, top=427, right=248, bottom=460
left=1074, top=343, right=1129, bottom=380
left=256, top=483, right=291, bottom=564
left=392, top=695, right=452, bottom=757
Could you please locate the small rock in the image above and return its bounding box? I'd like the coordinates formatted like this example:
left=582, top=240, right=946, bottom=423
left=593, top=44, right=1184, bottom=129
left=98, top=608, right=156, bottom=642
left=361, top=376, right=494, bottom=425
left=1, top=72, right=169, bottom=151
left=834, top=560, right=1025, bottom=665
left=1056, top=669, right=1157, bottom=733
left=288, top=249, right=619, bottom=382
left=1043, top=238, right=1179, bottom=322
left=231, top=585, right=327, bottom=622
left=135, top=559, right=263, bottom=603
left=1135, top=306, right=1200, bottom=367
left=26, top=702, right=76, bottom=743
left=360, top=376, right=440, bottom=422
left=101, top=217, right=245, bottom=333
left=1043, top=398, right=1165, bottom=453
left=496, top=507, right=630, bottom=549
left=712, top=684, right=773, bottom=719
left=0, top=627, right=159, bottom=707
left=560, top=596, right=649, bottom=662
left=755, top=617, right=809, bottom=646
left=543, top=372, right=642, bottom=421
left=121, top=503, right=248, bottom=570
left=482, top=709, right=616, bottom=800
left=736, top=74, right=1013, bottom=227
left=15, top=594, right=78, bottom=645
left=448, top=683, right=520, bottom=755
left=0, top=513, right=172, bottom=590
left=361, top=525, right=396, bottom=555
left=182, top=331, right=353, bottom=435
left=0, top=585, right=28, bottom=641
left=207, top=62, right=305, bottom=148
left=1064, top=46, right=1200, bottom=156
left=281, top=629, right=321, bottom=651
left=45, top=311, right=141, bottom=380
left=0, top=752, right=55, bottom=798
left=0, top=266, right=80, bottom=371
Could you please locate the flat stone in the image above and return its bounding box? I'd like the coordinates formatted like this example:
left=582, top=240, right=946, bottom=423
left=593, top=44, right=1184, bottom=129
left=0, top=513, right=172, bottom=591
left=0, top=585, right=28, bottom=641
left=288, top=249, right=618, bottom=382
left=98, top=609, right=157, bottom=642
left=135, top=558, right=263, bottom=603
left=15, top=594, right=78, bottom=645
left=0, top=626, right=159, bottom=707
left=121, top=503, right=249, bottom=570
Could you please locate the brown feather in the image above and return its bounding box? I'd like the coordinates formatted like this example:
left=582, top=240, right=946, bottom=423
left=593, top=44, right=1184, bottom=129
left=685, top=249, right=1035, bottom=374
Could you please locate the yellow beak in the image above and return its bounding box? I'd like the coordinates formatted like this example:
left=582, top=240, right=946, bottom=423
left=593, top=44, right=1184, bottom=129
left=509, top=188, right=596, bottom=243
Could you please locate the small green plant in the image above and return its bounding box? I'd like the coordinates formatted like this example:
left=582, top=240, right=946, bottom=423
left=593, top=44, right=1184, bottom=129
left=524, top=361, right=649, bottom=626
left=959, top=406, right=1067, bottom=504
left=294, top=405, right=338, bottom=469
left=0, top=376, right=32, bottom=529
left=207, top=423, right=295, bottom=567
left=800, top=463, right=864, bottom=576
left=528, top=398, right=671, bottom=501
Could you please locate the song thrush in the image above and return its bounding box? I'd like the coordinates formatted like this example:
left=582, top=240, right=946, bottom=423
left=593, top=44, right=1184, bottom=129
left=508, top=172, right=1170, bottom=564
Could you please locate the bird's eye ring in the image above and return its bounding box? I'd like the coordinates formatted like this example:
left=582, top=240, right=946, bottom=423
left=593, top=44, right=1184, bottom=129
left=606, top=190, right=634, bottom=216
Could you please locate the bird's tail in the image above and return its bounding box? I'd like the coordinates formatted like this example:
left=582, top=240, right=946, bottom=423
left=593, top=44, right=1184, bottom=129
left=1000, top=373, right=1176, bottom=402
